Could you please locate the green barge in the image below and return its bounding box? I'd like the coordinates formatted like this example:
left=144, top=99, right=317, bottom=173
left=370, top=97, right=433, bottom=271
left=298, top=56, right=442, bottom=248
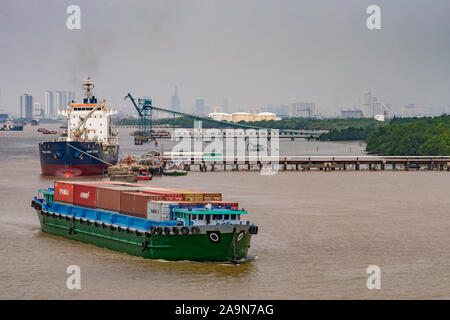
left=31, top=188, right=258, bottom=262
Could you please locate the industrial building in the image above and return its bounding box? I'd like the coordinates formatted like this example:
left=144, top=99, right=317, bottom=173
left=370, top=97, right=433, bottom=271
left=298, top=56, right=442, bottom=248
left=289, top=102, right=316, bottom=118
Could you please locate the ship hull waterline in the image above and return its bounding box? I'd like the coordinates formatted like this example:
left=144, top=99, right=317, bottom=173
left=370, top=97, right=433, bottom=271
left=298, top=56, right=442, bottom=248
left=33, top=208, right=252, bottom=262
left=40, top=164, right=108, bottom=176
left=39, top=141, right=119, bottom=177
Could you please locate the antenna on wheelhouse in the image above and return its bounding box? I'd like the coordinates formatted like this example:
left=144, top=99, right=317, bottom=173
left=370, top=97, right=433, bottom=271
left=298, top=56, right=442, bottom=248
left=82, top=77, right=95, bottom=103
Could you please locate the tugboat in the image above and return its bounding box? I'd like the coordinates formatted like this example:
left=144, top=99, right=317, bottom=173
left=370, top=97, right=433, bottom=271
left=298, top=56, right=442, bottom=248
left=39, top=78, right=119, bottom=177
left=31, top=181, right=258, bottom=262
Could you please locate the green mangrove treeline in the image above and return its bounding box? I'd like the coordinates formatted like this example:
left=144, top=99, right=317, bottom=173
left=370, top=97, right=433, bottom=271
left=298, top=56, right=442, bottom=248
left=317, top=127, right=376, bottom=141
left=365, top=115, right=450, bottom=156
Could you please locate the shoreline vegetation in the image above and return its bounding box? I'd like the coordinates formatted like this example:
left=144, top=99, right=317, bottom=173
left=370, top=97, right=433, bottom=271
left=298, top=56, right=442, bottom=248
left=365, top=115, right=450, bottom=156
left=114, top=115, right=450, bottom=156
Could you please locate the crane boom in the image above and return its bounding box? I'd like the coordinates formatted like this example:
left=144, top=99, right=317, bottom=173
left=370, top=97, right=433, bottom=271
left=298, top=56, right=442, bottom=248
left=72, top=99, right=105, bottom=140
left=125, top=93, right=143, bottom=117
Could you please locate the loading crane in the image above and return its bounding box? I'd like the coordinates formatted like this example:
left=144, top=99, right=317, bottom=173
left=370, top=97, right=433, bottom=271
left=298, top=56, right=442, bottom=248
left=124, top=93, right=153, bottom=143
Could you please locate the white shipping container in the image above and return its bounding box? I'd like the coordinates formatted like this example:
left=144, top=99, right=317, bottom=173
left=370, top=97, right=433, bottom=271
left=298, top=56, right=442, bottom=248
left=147, top=201, right=178, bottom=221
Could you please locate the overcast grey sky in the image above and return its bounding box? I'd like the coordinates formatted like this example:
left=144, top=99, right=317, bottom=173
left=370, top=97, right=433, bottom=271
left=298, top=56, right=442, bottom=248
left=0, top=0, right=449, bottom=116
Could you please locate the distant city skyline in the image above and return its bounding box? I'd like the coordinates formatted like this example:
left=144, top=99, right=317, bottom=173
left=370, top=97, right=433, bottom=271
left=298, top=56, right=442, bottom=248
left=1, top=1, right=449, bottom=117
left=6, top=85, right=450, bottom=120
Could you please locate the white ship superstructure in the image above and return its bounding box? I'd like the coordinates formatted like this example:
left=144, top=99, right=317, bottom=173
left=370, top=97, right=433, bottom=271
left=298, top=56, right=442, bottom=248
left=58, top=78, right=118, bottom=144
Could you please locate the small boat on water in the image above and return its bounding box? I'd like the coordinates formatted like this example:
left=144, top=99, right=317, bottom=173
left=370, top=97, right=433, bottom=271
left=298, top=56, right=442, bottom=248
left=42, top=130, right=57, bottom=134
left=0, top=120, right=23, bottom=131
left=137, top=167, right=152, bottom=180
left=163, top=161, right=187, bottom=176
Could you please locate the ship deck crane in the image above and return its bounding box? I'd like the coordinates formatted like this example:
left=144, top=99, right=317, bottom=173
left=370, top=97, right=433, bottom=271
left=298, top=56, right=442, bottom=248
left=72, top=99, right=105, bottom=141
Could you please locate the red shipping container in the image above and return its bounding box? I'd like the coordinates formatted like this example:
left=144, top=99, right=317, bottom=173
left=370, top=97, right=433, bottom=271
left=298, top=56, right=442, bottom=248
left=96, top=186, right=122, bottom=212
left=73, top=184, right=97, bottom=207
left=120, top=192, right=164, bottom=217
left=54, top=181, right=74, bottom=203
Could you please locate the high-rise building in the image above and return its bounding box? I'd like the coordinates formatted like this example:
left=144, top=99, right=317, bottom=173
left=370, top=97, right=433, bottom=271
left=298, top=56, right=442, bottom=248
left=222, top=98, right=229, bottom=113
left=361, top=92, right=372, bottom=118
left=33, top=102, right=43, bottom=118
left=55, top=91, right=68, bottom=112
left=385, top=103, right=391, bottom=115
left=289, top=101, right=316, bottom=118
left=20, top=94, right=33, bottom=120
left=44, top=91, right=55, bottom=119
left=373, top=102, right=386, bottom=116
left=54, top=91, right=75, bottom=113
left=195, top=98, right=205, bottom=115
left=170, top=86, right=180, bottom=112
left=276, top=104, right=289, bottom=117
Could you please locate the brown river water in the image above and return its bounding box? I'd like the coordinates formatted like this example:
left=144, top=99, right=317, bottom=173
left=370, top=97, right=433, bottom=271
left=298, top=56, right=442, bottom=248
left=0, top=124, right=449, bottom=299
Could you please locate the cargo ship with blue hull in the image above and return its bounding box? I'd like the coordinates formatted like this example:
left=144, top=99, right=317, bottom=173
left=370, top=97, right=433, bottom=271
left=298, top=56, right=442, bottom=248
left=39, top=78, right=119, bottom=177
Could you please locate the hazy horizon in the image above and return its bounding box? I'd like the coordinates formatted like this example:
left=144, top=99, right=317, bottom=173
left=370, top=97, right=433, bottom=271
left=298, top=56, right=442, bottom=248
left=1, top=0, right=449, bottom=116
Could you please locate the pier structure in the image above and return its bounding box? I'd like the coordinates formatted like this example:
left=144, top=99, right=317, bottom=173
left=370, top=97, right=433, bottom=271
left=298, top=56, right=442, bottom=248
left=160, top=156, right=450, bottom=172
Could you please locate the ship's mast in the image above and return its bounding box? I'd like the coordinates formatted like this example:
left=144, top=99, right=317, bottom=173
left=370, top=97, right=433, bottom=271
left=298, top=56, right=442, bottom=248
left=83, top=77, right=95, bottom=102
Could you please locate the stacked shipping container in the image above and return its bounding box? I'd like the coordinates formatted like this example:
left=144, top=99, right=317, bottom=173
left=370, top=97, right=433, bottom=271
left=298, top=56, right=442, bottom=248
left=53, top=181, right=231, bottom=220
